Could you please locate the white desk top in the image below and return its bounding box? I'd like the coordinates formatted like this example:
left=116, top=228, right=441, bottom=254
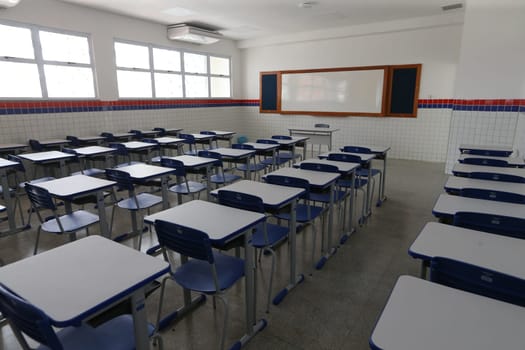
left=121, top=141, right=156, bottom=150
left=0, top=236, right=169, bottom=326
left=432, top=193, right=525, bottom=218
left=341, top=144, right=391, bottom=153
left=130, top=129, right=159, bottom=136
left=190, top=133, right=215, bottom=141
left=0, top=158, right=18, bottom=169
left=73, top=146, right=115, bottom=156
left=294, top=158, right=360, bottom=174
left=259, top=136, right=309, bottom=145
left=34, top=174, right=115, bottom=199
left=460, top=144, right=513, bottom=153
left=244, top=142, right=280, bottom=151
left=75, top=135, right=106, bottom=142
left=409, top=222, right=525, bottom=279
left=0, top=143, right=27, bottom=151
left=210, top=180, right=304, bottom=209
left=210, top=130, right=236, bottom=137
left=40, top=139, right=71, bottom=146
left=452, top=163, right=525, bottom=177
left=288, top=127, right=340, bottom=133
left=107, top=132, right=134, bottom=139
left=458, top=153, right=524, bottom=166
left=445, top=176, right=525, bottom=195
left=318, top=151, right=376, bottom=162
left=154, top=137, right=184, bottom=145
left=212, top=147, right=255, bottom=158
left=117, top=163, right=175, bottom=180
left=370, top=275, right=525, bottom=350
left=264, top=167, right=339, bottom=188
left=158, top=155, right=216, bottom=167
left=144, top=200, right=265, bottom=245
left=19, top=151, right=74, bottom=162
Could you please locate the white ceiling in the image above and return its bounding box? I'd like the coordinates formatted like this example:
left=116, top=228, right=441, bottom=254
left=60, top=0, right=464, bottom=40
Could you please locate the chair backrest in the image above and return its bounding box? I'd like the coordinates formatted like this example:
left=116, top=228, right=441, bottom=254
left=153, top=127, right=166, bottom=136
left=299, top=162, right=339, bottom=173
left=469, top=171, right=525, bottom=183
left=430, top=257, right=525, bottom=307
left=462, top=157, right=509, bottom=167
left=160, top=158, right=186, bottom=177
left=198, top=150, right=221, bottom=161
left=327, top=153, right=362, bottom=163
left=24, top=183, right=57, bottom=211
left=463, top=149, right=512, bottom=157
left=200, top=131, right=217, bottom=136
left=453, top=211, right=525, bottom=239
left=154, top=220, right=214, bottom=263
left=341, top=146, right=372, bottom=154
left=314, top=123, right=330, bottom=128
left=100, top=132, right=115, bottom=142
left=265, top=175, right=309, bottom=191
left=105, top=168, right=135, bottom=191
left=217, top=190, right=265, bottom=213
left=232, top=143, right=255, bottom=150
left=62, top=147, right=79, bottom=161
left=142, top=138, right=159, bottom=147
left=271, top=135, right=292, bottom=140
left=66, top=135, right=81, bottom=147
left=256, top=139, right=279, bottom=145
left=459, top=188, right=525, bottom=204
left=179, top=134, right=196, bottom=144
left=129, top=129, right=144, bottom=139
left=108, top=143, right=129, bottom=156
left=0, top=283, right=63, bottom=350
left=28, top=139, right=44, bottom=152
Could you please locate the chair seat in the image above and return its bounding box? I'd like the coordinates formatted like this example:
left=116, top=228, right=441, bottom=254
left=210, top=173, right=242, bottom=184
left=169, top=181, right=207, bottom=194
left=251, top=223, right=288, bottom=248
left=41, top=210, right=99, bottom=233
left=356, top=168, right=381, bottom=177
left=117, top=192, right=162, bottom=210
left=274, top=203, right=324, bottom=223
left=37, top=314, right=153, bottom=350
left=236, top=163, right=267, bottom=172
left=173, top=252, right=244, bottom=294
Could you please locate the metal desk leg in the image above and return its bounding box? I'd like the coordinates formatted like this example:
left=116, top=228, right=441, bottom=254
left=131, top=288, right=150, bottom=350
left=96, top=191, right=110, bottom=238
left=273, top=199, right=304, bottom=305
left=377, top=152, right=388, bottom=206
left=0, top=170, right=25, bottom=235
left=160, top=175, right=170, bottom=209
left=339, top=172, right=356, bottom=245
left=316, top=182, right=337, bottom=270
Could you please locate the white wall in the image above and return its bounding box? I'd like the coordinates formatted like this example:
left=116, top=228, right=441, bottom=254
left=240, top=20, right=463, bottom=162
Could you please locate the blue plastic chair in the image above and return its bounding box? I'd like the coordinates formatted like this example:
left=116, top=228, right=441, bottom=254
left=100, top=132, right=116, bottom=143
left=108, top=143, right=143, bottom=168
left=142, top=138, right=161, bottom=163
left=179, top=133, right=199, bottom=156
left=160, top=158, right=206, bottom=199
left=430, top=257, right=525, bottom=307
left=0, top=282, right=156, bottom=350
left=105, top=169, right=162, bottom=250
left=232, top=144, right=267, bottom=180
left=256, top=139, right=288, bottom=169
left=198, top=150, right=241, bottom=188
left=468, top=171, right=525, bottom=183
left=271, top=135, right=302, bottom=164
left=28, top=139, right=45, bottom=152
left=62, top=148, right=105, bottom=178
left=154, top=220, right=245, bottom=350
left=217, top=190, right=288, bottom=312
left=66, top=135, right=82, bottom=147
left=264, top=175, right=324, bottom=271
left=459, top=188, right=525, bottom=204
left=452, top=211, right=525, bottom=239
left=25, top=183, right=99, bottom=255
left=200, top=131, right=219, bottom=148
left=153, top=127, right=167, bottom=137
left=462, top=157, right=509, bottom=167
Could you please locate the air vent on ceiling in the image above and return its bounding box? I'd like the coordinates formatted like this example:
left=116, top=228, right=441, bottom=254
left=442, top=3, right=463, bottom=11
left=167, top=24, right=222, bottom=45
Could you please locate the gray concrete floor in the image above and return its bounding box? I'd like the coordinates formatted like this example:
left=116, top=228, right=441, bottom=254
left=0, top=158, right=448, bottom=350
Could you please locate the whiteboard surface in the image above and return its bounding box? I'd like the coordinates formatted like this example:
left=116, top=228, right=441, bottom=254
left=281, top=69, right=385, bottom=114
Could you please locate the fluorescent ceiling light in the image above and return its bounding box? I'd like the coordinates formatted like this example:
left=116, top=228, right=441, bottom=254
left=0, top=0, right=21, bottom=8
left=167, top=24, right=222, bottom=45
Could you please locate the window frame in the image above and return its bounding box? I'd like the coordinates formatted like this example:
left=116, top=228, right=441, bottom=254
left=0, top=20, right=97, bottom=100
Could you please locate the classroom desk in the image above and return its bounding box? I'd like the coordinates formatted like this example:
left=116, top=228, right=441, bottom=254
left=144, top=200, right=267, bottom=348
left=74, top=135, right=106, bottom=145
left=210, top=180, right=305, bottom=305
left=190, top=133, right=215, bottom=149
left=153, top=137, right=185, bottom=156
left=458, top=153, right=525, bottom=167
left=120, top=141, right=157, bottom=163
left=294, top=158, right=360, bottom=243
left=264, top=167, right=340, bottom=270
left=0, top=158, right=25, bottom=235
left=0, top=143, right=27, bottom=155
left=432, top=193, right=525, bottom=221
left=211, top=147, right=256, bottom=179
left=101, top=132, right=135, bottom=142
left=369, top=275, right=525, bottom=350
left=452, top=163, right=525, bottom=182
left=33, top=174, right=115, bottom=239
left=459, top=144, right=514, bottom=157
left=38, top=139, right=71, bottom=151
left=243, top=142, right=280, bottom=171
left=18, top=151, right=75, bottom=178
left=73, top=145, right=116, bottom=168
left=409, top=222, right=525, bottom=279
left=259, top=136, right=309, bottom=163
left=288, top=127, right=339, bottom=154
left=444, top=176, right=525, bottom=201
left=158, top=128, right=183, bottom=137
left=130, top=129, right=160, bottom=139
left=0, top=236, right=169, bottom=350
left=208, top=130, right=236, bottom=147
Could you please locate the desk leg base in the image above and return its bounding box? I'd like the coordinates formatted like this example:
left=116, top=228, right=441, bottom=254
left=157, top=294, right=206, bottom=331
left=273, top=274, right=305, bottom=305
left=316, top=247, right=337, bottom=270
left=229, top=319, right=268, bottom=350
left=0, top=224, right=31, bottom=237
left=339, top=227, right=356, bottom=245
left=113, top=227, right=149, bottom=243
left=376, top=196, right=387, bottom=207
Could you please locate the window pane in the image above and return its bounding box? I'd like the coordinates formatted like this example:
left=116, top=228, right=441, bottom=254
left=44, top=65, right=95, bottom=98
left=155, top=73, right=183, bottom=98
left=115, top=42, right=149, bottom=69
left=210, top=56, right=230, bottom=76
left=39, top=31, right=90, bottom=64
left=153, top=48, right=180, bottom=71
left=185, top=75, right=208, bottom=97
left=0, top=24, right=34, bottom=59
left=184, top=53, right=207, bottom=74
left=211, top=77, right=231, bottom=98
left=117, top=70, right=152, bottom=98
left=0, top=61, right=42, bottom=98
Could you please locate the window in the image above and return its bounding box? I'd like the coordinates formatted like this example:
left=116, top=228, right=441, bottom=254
left=0, top=22, right=95, bottom=99
left=114, top=40, right=231, bottom=99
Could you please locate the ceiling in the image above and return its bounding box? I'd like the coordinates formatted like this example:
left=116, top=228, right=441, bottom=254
left=60, top=0, right=464, bottom=41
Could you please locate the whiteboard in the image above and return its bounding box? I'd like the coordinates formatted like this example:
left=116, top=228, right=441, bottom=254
left=281, top=69, right=385, bottom=114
